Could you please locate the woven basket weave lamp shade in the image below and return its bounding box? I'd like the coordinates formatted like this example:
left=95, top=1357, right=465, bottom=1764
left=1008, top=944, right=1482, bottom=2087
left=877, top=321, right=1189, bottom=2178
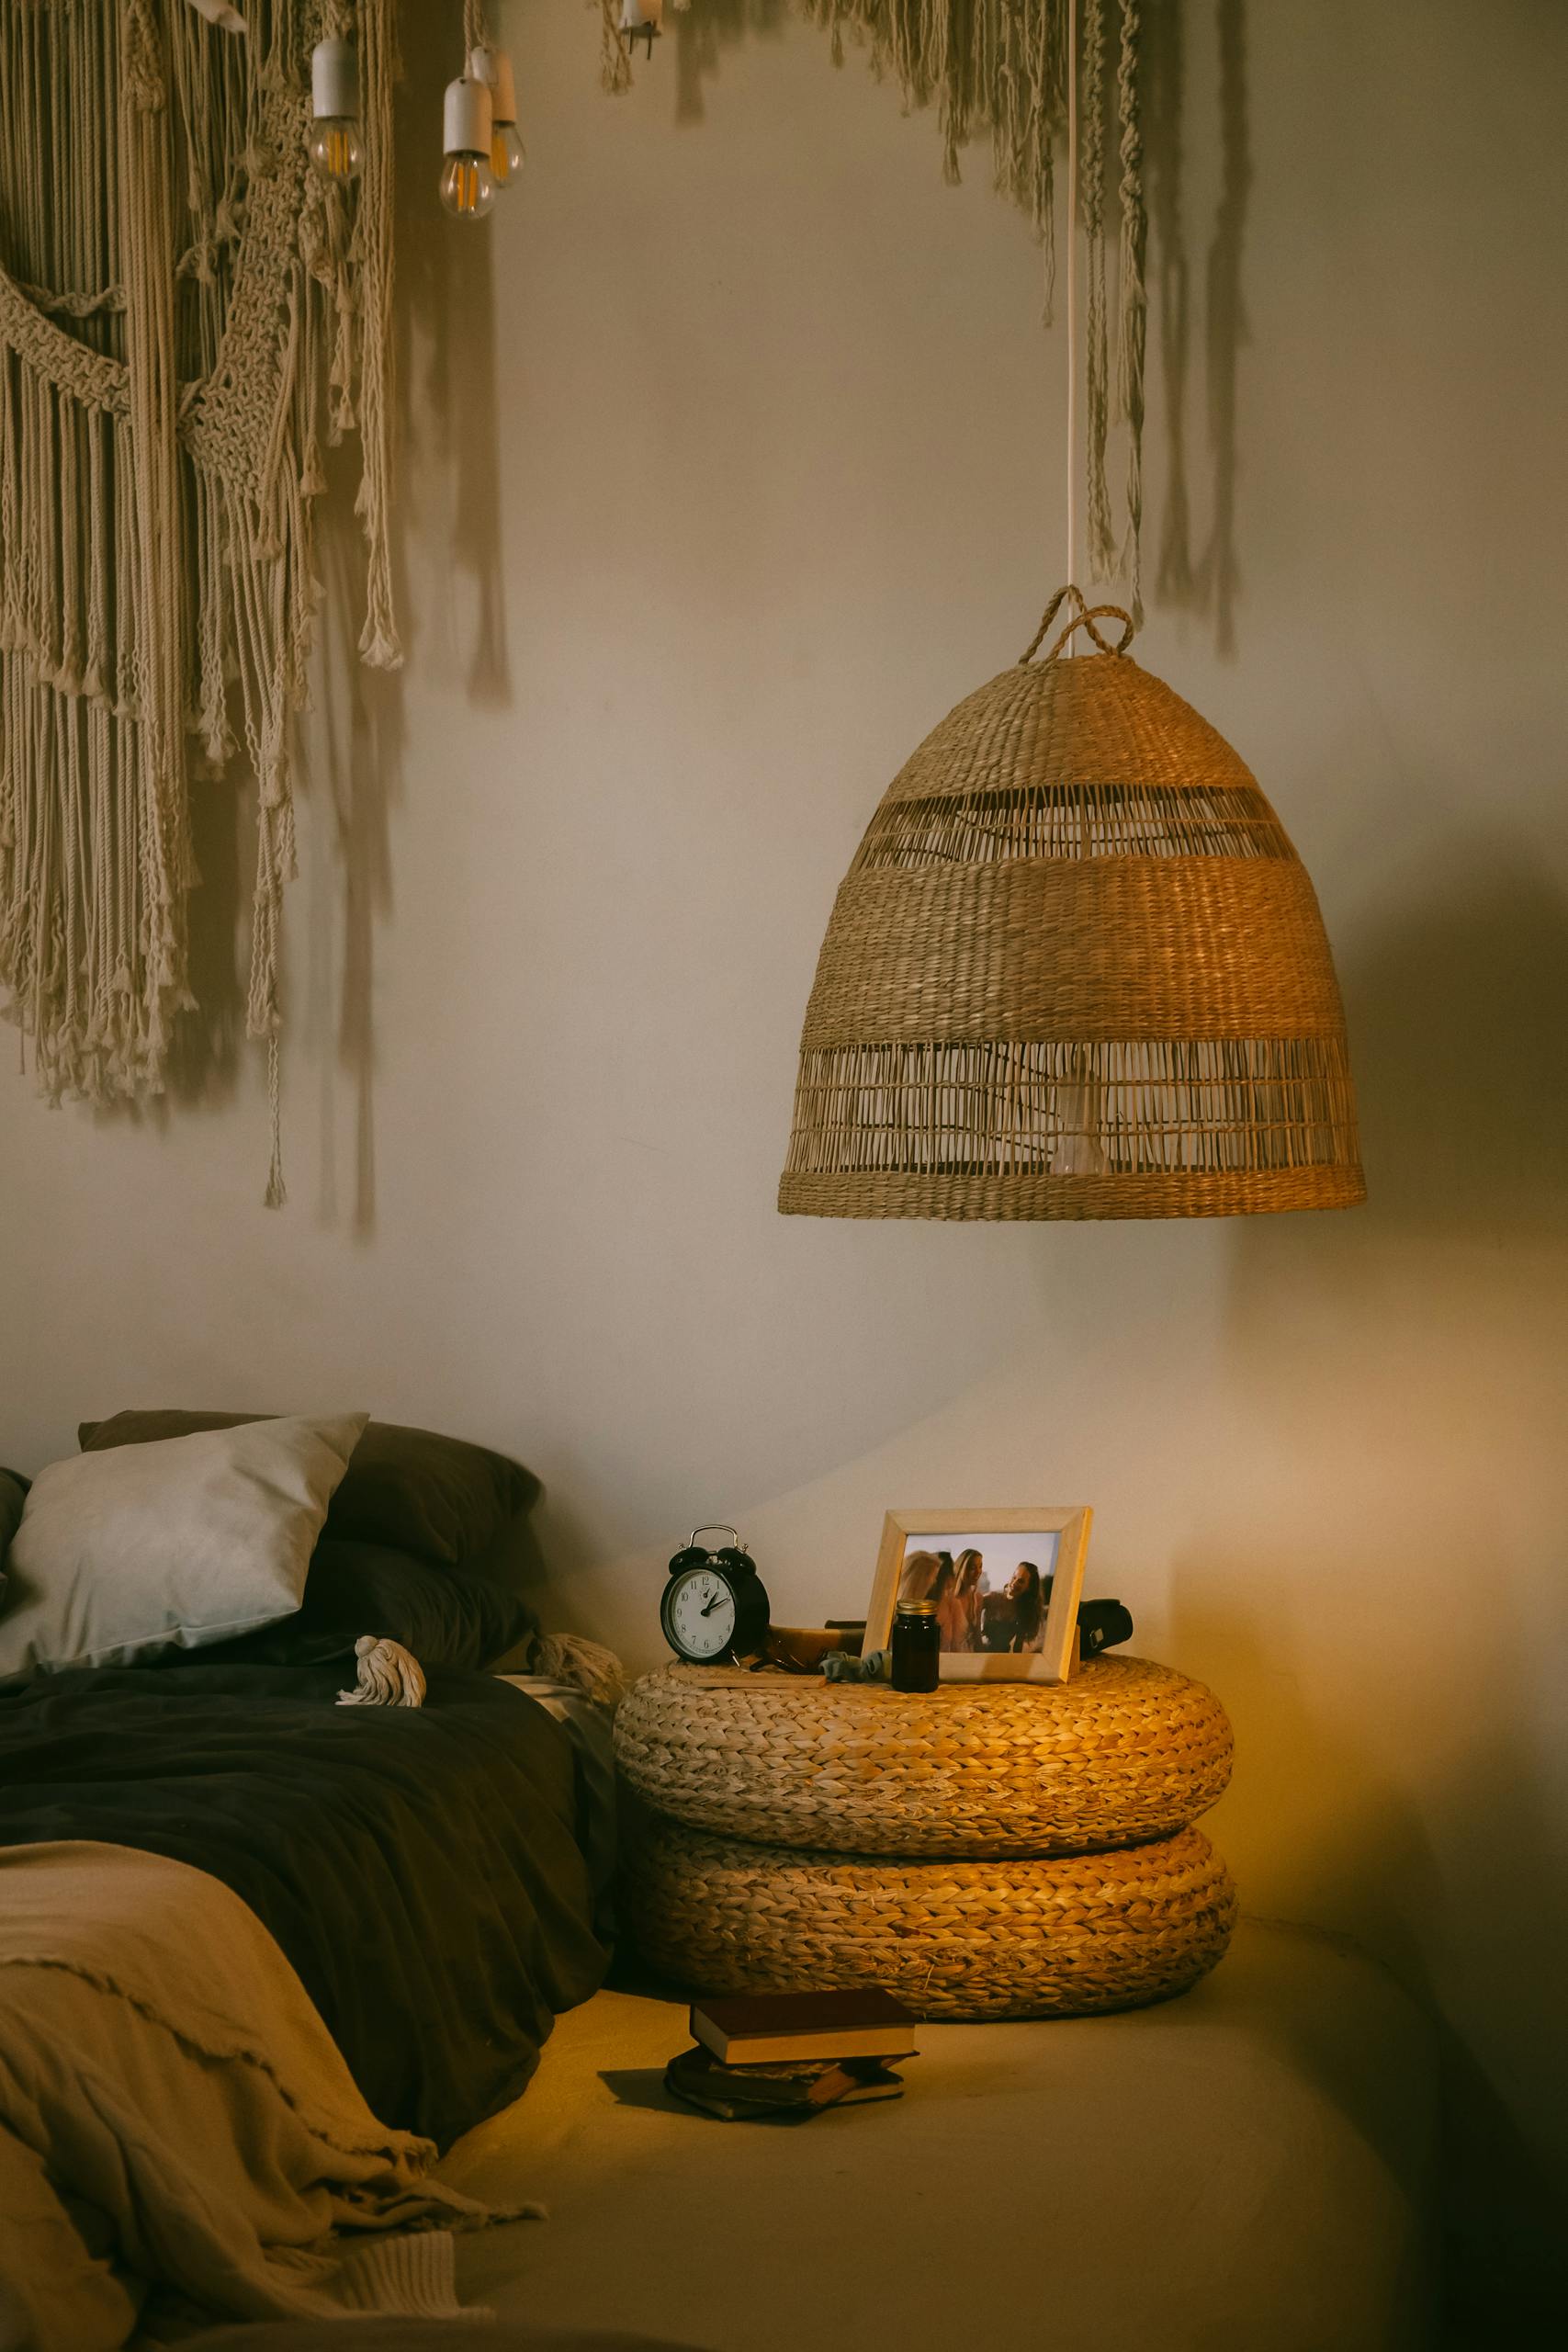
left=779, top=599, right=1364, bottom=1220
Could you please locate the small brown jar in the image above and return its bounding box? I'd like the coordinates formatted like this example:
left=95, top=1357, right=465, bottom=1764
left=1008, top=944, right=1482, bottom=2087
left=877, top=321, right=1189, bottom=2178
left=892, top=1599, right=941, bottom=1693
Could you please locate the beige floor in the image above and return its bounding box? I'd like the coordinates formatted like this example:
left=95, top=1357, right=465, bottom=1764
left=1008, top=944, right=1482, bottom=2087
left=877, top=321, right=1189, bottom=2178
left=439, top=1921, right=1438, bottom=2352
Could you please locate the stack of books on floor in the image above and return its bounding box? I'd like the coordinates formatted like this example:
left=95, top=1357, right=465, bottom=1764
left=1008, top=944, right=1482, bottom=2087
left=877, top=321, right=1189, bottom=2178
left=665, top=1988, right=918, bottom=2121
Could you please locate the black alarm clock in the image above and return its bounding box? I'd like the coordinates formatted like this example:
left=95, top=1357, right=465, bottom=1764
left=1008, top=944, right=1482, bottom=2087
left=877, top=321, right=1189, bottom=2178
left=661, top=1526, right=771, bottom=1665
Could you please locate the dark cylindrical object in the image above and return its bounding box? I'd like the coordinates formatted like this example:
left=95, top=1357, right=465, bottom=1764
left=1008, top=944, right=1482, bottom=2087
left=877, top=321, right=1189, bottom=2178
left=892, top=1599, right=941, bottom=1692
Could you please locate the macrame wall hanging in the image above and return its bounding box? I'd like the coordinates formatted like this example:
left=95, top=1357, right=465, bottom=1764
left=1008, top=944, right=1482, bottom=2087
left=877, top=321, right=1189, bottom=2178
left=0, top=0, right=397, bottom=1203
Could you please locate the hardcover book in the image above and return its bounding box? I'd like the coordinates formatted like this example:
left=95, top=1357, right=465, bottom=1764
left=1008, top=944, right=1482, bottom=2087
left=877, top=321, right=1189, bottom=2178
left=689, top=1988, right=918, bottom=2066
left=665, top=2045, right=906, bottom=2121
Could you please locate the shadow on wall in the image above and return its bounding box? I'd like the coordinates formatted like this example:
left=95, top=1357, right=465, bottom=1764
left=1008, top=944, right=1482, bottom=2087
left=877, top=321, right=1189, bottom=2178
left=158, top=439, right=406, bottom=1238
left=395, top=4, right=511, bottom=710
left=166, top=763, right=246, bottom=1109
left=1169, top=1566, right=1568, bottom=2316
left=671, top=0, right=789, bottom=126
left=1212, top=842, right=1568, bottom=2322
left=304, top=448, right=404, bottom=1238
left=1144, top=0, right=1250, bottom=654
left=1235, top=839, right=1568, bottom=1254
left=296, top=2, right=510, bottom=1231
left=157, top=10, right=510, bottom=1227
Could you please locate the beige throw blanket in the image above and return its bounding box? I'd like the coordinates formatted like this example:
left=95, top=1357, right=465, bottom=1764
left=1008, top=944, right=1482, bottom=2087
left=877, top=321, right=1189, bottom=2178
left=0, top=1842, right=530, bottom=2351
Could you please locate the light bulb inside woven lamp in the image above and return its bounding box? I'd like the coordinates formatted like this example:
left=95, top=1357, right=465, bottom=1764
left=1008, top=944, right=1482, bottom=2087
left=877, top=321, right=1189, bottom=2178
left=778, top=594, right=1365, bottom=1221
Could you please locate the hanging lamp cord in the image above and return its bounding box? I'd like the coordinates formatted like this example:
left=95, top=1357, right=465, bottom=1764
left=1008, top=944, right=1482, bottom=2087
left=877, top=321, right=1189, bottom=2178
left=1019, top=6, right=1124, bottom=673
left=1066, top=0, right=1079, bottom=607
left=1039, top=0, right=1136, bottom=672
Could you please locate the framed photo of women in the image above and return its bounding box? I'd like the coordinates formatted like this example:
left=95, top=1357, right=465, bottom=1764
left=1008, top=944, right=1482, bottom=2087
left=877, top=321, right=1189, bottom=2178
left=865, top=1507, right=1093, bottom=1685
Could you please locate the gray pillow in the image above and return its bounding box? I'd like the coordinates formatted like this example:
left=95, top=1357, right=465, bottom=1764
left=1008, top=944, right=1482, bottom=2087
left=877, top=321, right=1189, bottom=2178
left=77, top=1410, right=538, bottom=1567
left=0, top=1414, right=367, bottom=1680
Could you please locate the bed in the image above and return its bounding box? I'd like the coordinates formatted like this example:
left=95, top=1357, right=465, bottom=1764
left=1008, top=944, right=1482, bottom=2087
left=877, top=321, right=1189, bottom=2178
left=0, top=1414, right=619, bottom=2344
left=0, top=1658, right=611, bottom=2150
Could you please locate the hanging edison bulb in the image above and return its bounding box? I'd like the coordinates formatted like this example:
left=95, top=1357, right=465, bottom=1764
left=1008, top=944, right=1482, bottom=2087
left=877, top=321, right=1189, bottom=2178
left=440, top=75, right=495, bottom=220
left=619, top=0, right=663, bottom=61
left=472, top=48, right=525, bottom=186
left=307, top=36, right=363, bottom=184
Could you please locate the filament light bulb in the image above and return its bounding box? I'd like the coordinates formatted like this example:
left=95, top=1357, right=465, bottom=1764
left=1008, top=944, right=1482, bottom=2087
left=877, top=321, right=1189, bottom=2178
left=441, top=75, right=495, bottom=220
left=309, top=120, right=364, bottom=182
left=309, top=37, right=363, bottom=183
left=470, top=48, right=525, bottom=187
left=440, top=152, right=495, bottom=219
left=492, top=120, right=525, bottom=184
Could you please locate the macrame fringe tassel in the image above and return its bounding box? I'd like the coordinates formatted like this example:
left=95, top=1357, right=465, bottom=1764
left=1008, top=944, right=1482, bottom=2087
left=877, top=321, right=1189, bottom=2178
left=0, top=1, right=400, bottom=1197
left=595, top=0, right=635, bottom=96
left=533, top=1632, right=632, bottom=1712
left=337, top=1634, right=427, bottom=1708
left=355, top=0, right=401, bottom=670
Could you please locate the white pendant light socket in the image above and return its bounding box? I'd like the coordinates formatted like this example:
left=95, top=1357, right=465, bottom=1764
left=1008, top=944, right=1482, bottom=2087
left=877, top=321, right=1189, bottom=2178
left=308, top=35, right=362, bottom=182
left=619, top=0, right=662, bottom=53
left=310, top=35, right=358, bottom=121
left=444, top=74, right=493, bottom=161
left=470, top=46, right=518, bottom=128
left=441, top=76, right=496, bottom=219
left=469, top=48, right=524, bottom=186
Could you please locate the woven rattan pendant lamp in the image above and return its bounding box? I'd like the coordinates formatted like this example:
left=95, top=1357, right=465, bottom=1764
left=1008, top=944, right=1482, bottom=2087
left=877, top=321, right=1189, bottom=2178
left=777, top=590, right=1364, bottom=1219
left=777, top=3, right=1362, bottom=1225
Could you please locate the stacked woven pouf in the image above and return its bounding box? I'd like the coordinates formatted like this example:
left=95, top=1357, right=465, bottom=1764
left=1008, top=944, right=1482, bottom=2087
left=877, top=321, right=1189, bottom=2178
left=616, top=1657, right=1236, bottom=2019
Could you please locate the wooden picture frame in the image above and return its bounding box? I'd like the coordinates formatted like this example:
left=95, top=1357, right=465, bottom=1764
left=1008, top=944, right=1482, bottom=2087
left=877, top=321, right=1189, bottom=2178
left=865, top=1508, right=1093, bottom=1685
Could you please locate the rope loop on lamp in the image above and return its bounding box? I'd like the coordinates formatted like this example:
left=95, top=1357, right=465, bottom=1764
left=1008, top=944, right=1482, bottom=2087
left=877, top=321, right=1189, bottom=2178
left=1017, top=585, right=1134, bottom=665
left=1043, top=603, right=1136, bottom=663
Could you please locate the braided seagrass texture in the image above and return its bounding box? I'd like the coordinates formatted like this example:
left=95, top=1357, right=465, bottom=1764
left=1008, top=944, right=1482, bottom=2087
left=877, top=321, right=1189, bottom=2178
left=779, top=600, right=1365, bottom=1220
left=623, top=1816, right=1237, bottom=2019
left=615, top=1657, right=1232, bottom=1857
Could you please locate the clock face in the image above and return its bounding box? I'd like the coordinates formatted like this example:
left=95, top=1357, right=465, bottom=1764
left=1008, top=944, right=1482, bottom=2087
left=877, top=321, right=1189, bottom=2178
left=664, top=1566, right=738, bottom=1661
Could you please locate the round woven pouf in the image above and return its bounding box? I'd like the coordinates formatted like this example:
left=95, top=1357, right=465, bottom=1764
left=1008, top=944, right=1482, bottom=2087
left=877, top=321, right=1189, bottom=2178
left=622, top=1815, right=1237, bottom=2019
left=614, top=1656, right=1231, bottom=1857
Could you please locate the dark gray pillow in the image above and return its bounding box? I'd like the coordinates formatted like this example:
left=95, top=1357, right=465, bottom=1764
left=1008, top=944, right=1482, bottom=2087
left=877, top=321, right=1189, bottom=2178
left=77, top=1411, right=538, bottom=1567
left=0, top=1469, right=26, bottom=1541
left=157, top=1541, right=536, bottom=1675
left=0, top=1469, right=28, bottom=1598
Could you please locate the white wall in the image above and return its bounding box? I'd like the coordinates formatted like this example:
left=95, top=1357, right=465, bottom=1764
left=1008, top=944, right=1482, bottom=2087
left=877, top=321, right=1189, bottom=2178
left=3, top=0, right=1565, bottom=2307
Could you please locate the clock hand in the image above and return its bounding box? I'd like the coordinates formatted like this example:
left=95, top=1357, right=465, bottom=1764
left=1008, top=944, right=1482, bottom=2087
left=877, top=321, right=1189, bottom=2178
left=701, top=1592, right=728, bottom=1615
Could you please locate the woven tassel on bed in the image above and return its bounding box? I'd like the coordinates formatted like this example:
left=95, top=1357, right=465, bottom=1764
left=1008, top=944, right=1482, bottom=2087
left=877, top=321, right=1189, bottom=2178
left=337, top=1636, right=427, bottom=1709
left=533, top=1633, right=630, bottom=1712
